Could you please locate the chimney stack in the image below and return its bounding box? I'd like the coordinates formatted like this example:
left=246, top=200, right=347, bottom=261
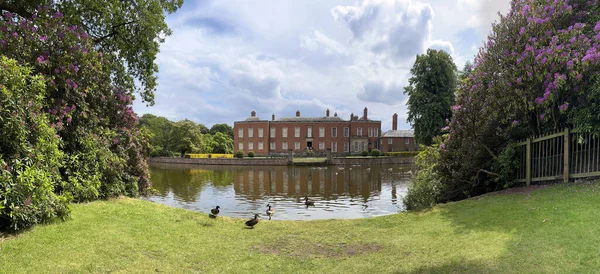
left=272, top=114, right=275, bottom=121
left=334, top=112, right=338, bottom=117
left=392, top=113, right=398, bottom=130
left=363, top=107, right=368, bottom=120
left=296, top=110, right=300, bottom=117
left=326, top=108, right=330, bottom=117
left=350, top=113, right=354, bottom=120
left=251, top=110, right=256, bottom=117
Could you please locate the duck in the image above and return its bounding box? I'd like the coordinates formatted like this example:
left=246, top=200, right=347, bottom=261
left=304, top=197, right=315, bottom=206
left=245, top=214, right=260, bottom=228
left=266, top=204, right=275, bottom=220
left=210, top=206, right=220, bottom=216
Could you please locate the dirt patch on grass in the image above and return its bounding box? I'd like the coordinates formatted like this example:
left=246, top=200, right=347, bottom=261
left=251, top=238, right=382, bottom=258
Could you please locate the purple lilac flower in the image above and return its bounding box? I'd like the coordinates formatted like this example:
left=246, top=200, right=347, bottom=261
left=559, top=103, right=569, bottom=111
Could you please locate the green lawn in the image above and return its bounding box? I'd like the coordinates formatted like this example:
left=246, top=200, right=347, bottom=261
left=1, top=181, right=600, bottom=273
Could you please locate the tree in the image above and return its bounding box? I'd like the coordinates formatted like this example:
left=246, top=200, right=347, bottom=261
left=209, top=123, right=234, bottom=138
left=139, top=114, right=176, bottom=152
left=210, top=132, right=234, bottom=154
left=404, top=49, right=457, bottom=146
left=0, top=6, right=165, bottom=230
left=173, top=119, right=205, bottom=157
left=198, top=124, right=210, bottom=135
left=0, top=0, right=182, bottom=105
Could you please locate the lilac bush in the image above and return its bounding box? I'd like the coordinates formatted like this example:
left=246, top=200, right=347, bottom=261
left=437, top=0, right=600, bottom=201
left=0, top=8, right=151, bottom=229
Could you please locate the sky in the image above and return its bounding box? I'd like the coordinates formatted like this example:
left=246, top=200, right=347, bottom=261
left=133, top=0, right=511, bottom=131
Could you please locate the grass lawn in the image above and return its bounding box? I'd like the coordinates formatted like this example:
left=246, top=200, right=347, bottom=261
left=1, top=181, right=600, bottom=273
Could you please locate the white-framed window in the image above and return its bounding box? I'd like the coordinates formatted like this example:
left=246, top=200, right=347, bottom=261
left=270, top=142, right=276, bottom=150
left=270, top=128, right=276, bottom=138
left=405, top=138, right=410, bottom=144
left=307, top=126, right=312, bottom=138
left=388, top=138, right=393, bottom=144
left=319, top=127, right=325, bottom=137
left=295, top=127, right=300, bottom=138
left=258, top=142, right=263, bottom=150
left=374, top=128, right=378, bottom=137
left=344, top=127, right=349, bottom=137
left=238, top=128, right=244, bottom=138
left=354, top=142, right=358, bottom=152
left=332, top=127, right=337, bottom=137
left=344, top=142, right=349, bottom=152
left=238, top=142, right=244, bottom=150
left=368, top=128, right=373, bottom=137
left=248, top=142, right=254, bottom=150
left=283, top=127, right=288, bottom=138
left=357, top=128, right=362, bottom=137
left=258, top=128, right=263, bottom=138
left=282, top=142, right=288, bottom=150
left=294, top=142, right=300, bottom=150
left=248, top=128, right=254, bottom=138
left=331, top=142, right=337, bottom=152
left=319, top=142, right=325, bottom=150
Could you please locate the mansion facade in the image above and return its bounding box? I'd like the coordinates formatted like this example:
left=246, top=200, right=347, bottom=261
left=234, top=108, right=381, bottom=156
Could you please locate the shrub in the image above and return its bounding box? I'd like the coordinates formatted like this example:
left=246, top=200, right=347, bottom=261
left=0, top=56, right=71, bottom=231
left=384, top=151, right=419, bottom=157
left=235, top=150, right=245, bottom=158
left=403, top=141, right=444, bottom=211
left=247, top=151, right=255, bottom=158
left=361, top=150, right=369, bottom=156
left=370, top=149, right=381, bottom=157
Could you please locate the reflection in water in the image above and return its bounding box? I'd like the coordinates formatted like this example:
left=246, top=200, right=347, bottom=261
left=147, top=163, right=414, bottom=220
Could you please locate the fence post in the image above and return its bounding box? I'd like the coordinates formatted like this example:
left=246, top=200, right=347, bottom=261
left=526, top=137, right=532, bottom=186
left=563, top=128, right=570, bottom=183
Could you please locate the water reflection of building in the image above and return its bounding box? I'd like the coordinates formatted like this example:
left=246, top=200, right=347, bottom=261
left=233, top=166, right=396, bottom=201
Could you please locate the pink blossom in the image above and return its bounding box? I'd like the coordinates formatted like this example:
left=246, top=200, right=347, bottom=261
left=559, top=103, right=569, bottom=111
left=40, top=35, right=48, bottom=41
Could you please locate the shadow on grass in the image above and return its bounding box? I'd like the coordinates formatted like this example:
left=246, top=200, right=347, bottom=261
left=432, top=181, right=600, bottom=272
left=403, top=260, right=496, bottom=274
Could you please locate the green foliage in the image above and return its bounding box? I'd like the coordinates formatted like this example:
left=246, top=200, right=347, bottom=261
left=235, top=150, right=245, bottom=158
left=0, top=7, right=161, bottom=230
left=209, top=124, right=234, bottom=138
left=247, top=151, right=255, bottom=158
left=403, top=143, right=444, bottom=210
left=437, top=0, right=600, bottom=202
left=370, top=149, right=381, bottom=157
left=0, top=0, right=183, bottom=105
left=404, top=49, right=457, bottom=146
left=0, top=56, right=70, bottom=231
left=139, top=115, right=234, bottom=155
left=383, top=151, right=419, bottom=157
left=360, top=150, right=369, bottom=156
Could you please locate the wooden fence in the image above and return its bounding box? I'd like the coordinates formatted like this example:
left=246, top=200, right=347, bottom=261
left=514, top=129, right=600, bottom=185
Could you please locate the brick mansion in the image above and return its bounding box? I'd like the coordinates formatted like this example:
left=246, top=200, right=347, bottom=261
left=233, top=108, right=418, bottom=155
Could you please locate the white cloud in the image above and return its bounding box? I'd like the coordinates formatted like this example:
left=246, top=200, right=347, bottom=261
left=133, top=0, right=511, bottom=131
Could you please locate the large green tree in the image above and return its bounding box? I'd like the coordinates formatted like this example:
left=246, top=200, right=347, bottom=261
left=404, top=49, right=457, bottom=146
left=209, top=123, right=234, bottom=138
left=0, top=0, right=182, bottom=104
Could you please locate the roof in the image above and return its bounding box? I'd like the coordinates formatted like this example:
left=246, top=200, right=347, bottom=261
left=242, top=116, right=266, bottom=122
left=275, top=116, right=345, bottom=122
left=382, top=129, right=414, bottom=138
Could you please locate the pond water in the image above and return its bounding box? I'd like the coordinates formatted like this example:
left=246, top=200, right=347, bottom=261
left=146, top=163, right=415, bottom=220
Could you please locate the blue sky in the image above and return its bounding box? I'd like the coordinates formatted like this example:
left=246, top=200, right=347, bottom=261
left=133, top=0, right=510, bottom=131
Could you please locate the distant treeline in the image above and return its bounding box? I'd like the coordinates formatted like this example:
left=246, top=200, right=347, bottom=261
left=138, top=114, right=234, bottom=157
